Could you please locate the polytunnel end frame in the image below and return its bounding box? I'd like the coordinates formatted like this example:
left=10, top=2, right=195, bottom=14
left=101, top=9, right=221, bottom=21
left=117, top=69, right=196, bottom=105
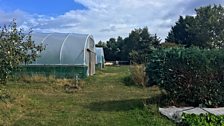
left=83, top=34, right=95, bottom=76
left=83, top=34, right=95, bottom=65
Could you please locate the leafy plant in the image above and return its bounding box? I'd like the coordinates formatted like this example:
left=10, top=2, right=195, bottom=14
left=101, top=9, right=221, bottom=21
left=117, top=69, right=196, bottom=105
left=181, top=113, right=224, bottom=126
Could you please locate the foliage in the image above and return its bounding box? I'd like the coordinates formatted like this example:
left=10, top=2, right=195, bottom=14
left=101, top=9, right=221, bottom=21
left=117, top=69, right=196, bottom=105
left=129, top=64, right=148, bottom=87
left=0, top=20, right=44, bottom=84
left=123, top=27, right=160, bottom=63
left=160, top=42, right=182, bottom=48
left=181, top=113, right=224, bottom=126
left=146, top=47, right=224, bottom=107
left=96, top=37, right=122, bottom=61
left=166, top=4, right=224, bottom=48
left=166, top=16, right=196, bottom=47
left=96, top=27, right=161, bottom=63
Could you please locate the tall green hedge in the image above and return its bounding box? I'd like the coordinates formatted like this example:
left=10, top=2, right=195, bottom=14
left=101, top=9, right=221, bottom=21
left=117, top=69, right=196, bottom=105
left=146, top=48, right=224, bottom=107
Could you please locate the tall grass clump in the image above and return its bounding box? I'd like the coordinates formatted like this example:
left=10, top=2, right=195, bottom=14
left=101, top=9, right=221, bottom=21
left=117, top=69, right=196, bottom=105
left=129, top=63, right=148, bottom=87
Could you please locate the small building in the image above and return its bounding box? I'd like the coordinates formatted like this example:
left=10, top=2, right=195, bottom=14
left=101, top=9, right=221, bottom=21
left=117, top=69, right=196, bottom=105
left=95, top=47, right=105, bottom=69
left=19, top=33, right=96, bottom=78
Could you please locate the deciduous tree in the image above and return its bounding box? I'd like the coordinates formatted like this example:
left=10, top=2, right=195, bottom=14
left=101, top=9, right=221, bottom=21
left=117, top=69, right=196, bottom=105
left=0, top=20, right=44, bottom=84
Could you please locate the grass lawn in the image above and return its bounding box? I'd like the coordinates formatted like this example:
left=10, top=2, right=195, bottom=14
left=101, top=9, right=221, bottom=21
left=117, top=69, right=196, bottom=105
left=0, top=66, right=175, bottom=126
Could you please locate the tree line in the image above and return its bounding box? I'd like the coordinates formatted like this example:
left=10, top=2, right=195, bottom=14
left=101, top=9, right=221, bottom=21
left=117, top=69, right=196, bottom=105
left=96, top=27, right=161, bottom=64
left=97, top=4, right=224, bottom=63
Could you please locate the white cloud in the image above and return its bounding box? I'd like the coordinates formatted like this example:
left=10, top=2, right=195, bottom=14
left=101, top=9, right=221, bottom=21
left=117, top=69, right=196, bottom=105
left=0, top=0, right=223, bottom=42
left=0, top=9, right=27, bottom=25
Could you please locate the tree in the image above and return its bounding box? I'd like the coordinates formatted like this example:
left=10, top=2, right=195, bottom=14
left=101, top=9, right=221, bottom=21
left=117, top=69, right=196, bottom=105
left=96, top=36, right=124, bottom=61
left=166, top=4, right=224, bottom=48
left=194, top=5, right=224, bottom=48
left=115, top=36, right=124, bottom=60
left=96, top=40, right=106, bottom=48
left=0, top=20, right=44, bottom=84
left=152, top=34, right=161, bottom=48
left=104, top=38, right=121, bottom=61
left=166, top=16, right=196, bottom=47
left=97, top=27, right=160, bottom=63
left=125, top=27, right=161, bottom=63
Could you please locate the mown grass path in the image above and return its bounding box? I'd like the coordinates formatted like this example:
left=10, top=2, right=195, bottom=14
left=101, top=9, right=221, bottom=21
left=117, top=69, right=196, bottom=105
left=0, top=66, right=175, bottom=126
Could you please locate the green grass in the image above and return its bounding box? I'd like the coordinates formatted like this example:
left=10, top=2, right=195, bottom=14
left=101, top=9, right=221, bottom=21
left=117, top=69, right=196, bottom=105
left=0, top=66, right=175, bottom=126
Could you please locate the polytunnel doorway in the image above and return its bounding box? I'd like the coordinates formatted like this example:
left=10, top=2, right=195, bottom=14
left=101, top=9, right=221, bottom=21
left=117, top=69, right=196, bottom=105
left=87, top=49, right=96, bottom=76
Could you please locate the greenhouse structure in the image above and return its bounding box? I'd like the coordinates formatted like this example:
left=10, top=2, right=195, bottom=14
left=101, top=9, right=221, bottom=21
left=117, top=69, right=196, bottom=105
left=95, top=47, right=105, bottom=69
left=18, top=33, right=96, bottom=78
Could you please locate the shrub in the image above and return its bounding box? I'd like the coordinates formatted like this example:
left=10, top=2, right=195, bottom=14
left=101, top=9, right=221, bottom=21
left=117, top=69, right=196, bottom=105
left=181, top=113, right=224, bottom=126
left=146, top=47, right=224, bottom=107
left=129, top=64, right=148, bottom=87
left=0, top=20, right=44, bottom=84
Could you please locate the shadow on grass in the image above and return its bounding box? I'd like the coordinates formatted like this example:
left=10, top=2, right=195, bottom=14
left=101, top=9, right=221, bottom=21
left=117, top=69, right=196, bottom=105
left=86, top=99, right=147, bottom=112
left=146, top=93, right=174, bottom=107
left=147, top=95, right=163, bottom=105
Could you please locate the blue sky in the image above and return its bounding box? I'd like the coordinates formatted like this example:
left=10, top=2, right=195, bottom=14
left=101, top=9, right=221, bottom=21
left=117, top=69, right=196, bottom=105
left=0, top=0, right=87, bottom=16
left=0, top=0, right=223, bottom=42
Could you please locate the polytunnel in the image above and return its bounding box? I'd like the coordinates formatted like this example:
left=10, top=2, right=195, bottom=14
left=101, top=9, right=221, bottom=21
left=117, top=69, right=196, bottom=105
left=95, top=47, right=105, bottom=69
left=18, top=33, right=96, bottom=78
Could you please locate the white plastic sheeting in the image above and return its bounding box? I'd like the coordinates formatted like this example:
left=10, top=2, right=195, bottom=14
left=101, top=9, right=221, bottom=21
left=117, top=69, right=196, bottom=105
left=30, top=33, right=96, bottom=76
left=96, top=47, right=105, bottom=64
left=31, top=33, right=95, bottom=65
